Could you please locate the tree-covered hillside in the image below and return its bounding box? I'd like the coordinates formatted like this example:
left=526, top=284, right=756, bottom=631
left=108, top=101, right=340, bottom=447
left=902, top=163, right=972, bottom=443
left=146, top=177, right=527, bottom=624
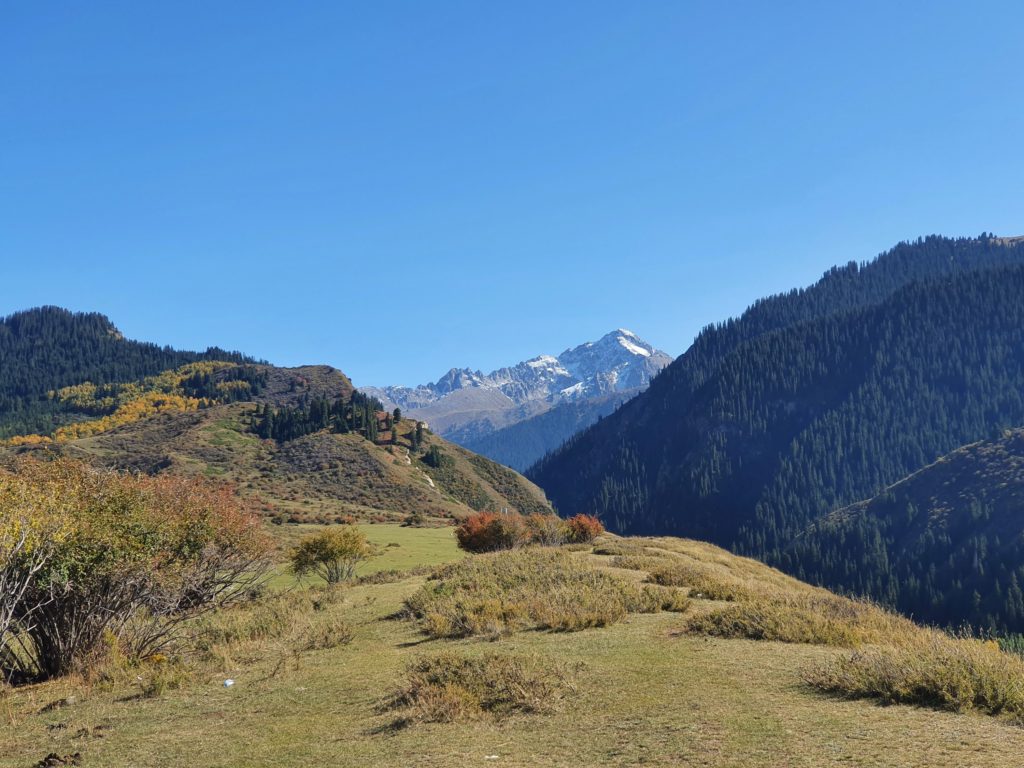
left=0, top=307, right=252, bottom=437
left=529, top=235, right=1024, bottom=566
left=789, top=429, right=1024, bottom=632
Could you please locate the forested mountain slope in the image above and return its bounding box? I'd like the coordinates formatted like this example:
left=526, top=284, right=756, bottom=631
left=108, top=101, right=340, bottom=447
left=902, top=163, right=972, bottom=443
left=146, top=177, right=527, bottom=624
left=0, top=309, right=550, bottom=523
left=529, top=235, right=1024, bottom=563
left=0, top=306, right=252, bottom=438
left=458, top=392, right=628, bottom=471
left=789, top=429, right=1024, bottom=631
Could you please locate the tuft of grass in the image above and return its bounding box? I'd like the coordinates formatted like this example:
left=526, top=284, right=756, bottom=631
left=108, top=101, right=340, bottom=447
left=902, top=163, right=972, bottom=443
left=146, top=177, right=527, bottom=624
left=680, top=595, right=914, bottom=647
left=610, top=554, right=673, bottom=572
left=640, top=584, right=692, bottom=613
left=381, top=651, right=578, bottom=725
left=646, top=563, right=755, bottom=602
left=189, top=585, right=357, bottom=666
left=805, top=630, right=1024, bottom=719
left=296, top=614, right=354, bottom=652
left=137, top=658, right=191, bottom=698
left=353, top=565, right=435, bottom=586
left=592, top=540, right=648, bottom=557
left=403, top=549, right=674, bottom=639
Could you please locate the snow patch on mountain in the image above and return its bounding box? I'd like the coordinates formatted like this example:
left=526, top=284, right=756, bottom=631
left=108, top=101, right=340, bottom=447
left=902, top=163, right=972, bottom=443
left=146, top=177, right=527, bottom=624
left=364, top=330, right=672, bottom=414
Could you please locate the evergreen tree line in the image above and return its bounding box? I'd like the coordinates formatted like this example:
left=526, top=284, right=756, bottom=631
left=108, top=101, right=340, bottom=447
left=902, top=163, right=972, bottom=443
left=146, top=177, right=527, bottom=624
left=180, top=365, right=268, bottom=402
left=0, top=307, right=254, bottom=438
left=253, top=391, right=386, bottom=443
left=787, top=430, right=1024, bottom=633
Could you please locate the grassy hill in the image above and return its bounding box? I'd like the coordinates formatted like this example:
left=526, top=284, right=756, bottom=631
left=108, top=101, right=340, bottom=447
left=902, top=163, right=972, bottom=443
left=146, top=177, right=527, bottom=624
left=789, top=429, right=1024, bottom=631
left=0, top=311, right=551, bottom=524
left=21, top=396, right=552, bottom=524
left=5, top=526, right=1024, bottom=767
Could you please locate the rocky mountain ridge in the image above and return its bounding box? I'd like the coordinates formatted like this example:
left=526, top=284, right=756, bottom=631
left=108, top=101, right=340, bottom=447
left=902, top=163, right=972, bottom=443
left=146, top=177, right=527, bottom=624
left=360, top=330, right=671, bottom=464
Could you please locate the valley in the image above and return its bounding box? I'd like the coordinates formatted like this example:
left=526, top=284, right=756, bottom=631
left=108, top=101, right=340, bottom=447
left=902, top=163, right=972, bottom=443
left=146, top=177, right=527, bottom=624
left=363, top=329, right=671, bottom=471
left=6, top=236, right=1024, bottom=767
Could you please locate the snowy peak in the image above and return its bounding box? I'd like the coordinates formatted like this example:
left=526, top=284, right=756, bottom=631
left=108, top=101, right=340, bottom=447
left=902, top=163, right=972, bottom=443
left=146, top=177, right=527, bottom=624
left=557, top=330, right=670, bottom=397
left=363, top=330, right=672, bottom=412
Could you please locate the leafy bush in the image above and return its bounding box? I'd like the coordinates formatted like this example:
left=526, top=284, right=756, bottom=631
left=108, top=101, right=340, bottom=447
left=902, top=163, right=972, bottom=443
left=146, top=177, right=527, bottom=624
left=564, top=514, right=604, bottom=544
left=455, top=511, right=603, bottom=553
left=404, top=549, right=668, bottom=639
left=0, top=457, right=271, bottom=683
left=381, top=651, right=578, bottom=724
left=454, top=512, right=531, bottom=553
left=290, top=526, right=374, bottom=584
left=805, top=630, right=1024, bottom=718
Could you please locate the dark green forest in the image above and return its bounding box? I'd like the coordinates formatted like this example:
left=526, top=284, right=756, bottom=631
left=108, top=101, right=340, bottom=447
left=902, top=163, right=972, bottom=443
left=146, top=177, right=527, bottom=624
left=529, top=234, right=1024, bottom=629
left=0, top=307, right=252, bottom=438
left=789, top=429, right=1024, bottom=632
left=253, top=390, right=386, bottom=443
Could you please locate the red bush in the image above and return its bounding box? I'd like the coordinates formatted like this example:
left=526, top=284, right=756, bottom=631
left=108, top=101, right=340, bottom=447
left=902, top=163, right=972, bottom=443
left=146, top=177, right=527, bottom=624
left=564, top=514, right=604, bottom=544
left=455, top=512, right=531, bottom=553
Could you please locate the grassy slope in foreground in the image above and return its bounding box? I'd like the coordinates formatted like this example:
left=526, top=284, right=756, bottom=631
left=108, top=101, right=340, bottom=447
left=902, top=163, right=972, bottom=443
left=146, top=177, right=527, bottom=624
left=4, top=527, right=1024, bottom=768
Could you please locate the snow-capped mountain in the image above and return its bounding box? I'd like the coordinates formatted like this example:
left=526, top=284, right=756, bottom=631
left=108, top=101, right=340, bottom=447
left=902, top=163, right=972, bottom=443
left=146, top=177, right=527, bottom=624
left=365, top=329, right=670, bottom=413
left=361, top=330, right=672, bottom=468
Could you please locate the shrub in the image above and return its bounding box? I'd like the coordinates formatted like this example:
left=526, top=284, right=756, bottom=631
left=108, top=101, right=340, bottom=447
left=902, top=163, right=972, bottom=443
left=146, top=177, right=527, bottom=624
left=455, top=511, right=599, bottom=553
left=381, top=651, right=578, bottom=724
left=805, top=629, right=1024, bottom=718
left=290, top=527, right=373, bottom=584
left=404, top=549, right=661, bottom=639
left=1, top=457, right=271, bottom=683
left=0, top=467, right=70, bottom=666
left=524, top=513, right=566, bottom=546
left=455, top=512, right=530, bottom=553
left=563, top=514, right=604, bottom=544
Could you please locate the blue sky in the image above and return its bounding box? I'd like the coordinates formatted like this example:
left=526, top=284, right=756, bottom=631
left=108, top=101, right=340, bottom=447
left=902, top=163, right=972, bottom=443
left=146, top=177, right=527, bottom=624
left=2, top=2, right=1022, bottom=386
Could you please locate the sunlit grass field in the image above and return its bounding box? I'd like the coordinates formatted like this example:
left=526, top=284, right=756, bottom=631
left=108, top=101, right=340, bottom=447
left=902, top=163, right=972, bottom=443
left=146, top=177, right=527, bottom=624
left=5, top=529, right=1024, bottom=768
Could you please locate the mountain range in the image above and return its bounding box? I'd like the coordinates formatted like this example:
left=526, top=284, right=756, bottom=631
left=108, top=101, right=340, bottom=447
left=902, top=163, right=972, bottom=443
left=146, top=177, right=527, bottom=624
left=362, top=329, right=672, bottom=470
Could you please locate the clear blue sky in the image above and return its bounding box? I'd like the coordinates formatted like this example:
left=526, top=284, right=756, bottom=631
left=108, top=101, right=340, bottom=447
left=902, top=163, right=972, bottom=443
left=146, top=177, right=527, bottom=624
left=3, top=2, right=1022, bottom=387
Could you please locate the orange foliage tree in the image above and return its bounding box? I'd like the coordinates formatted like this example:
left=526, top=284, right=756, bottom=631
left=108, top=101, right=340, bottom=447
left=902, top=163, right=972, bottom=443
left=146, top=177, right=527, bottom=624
left=0, top=457, right=271, bottom=683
